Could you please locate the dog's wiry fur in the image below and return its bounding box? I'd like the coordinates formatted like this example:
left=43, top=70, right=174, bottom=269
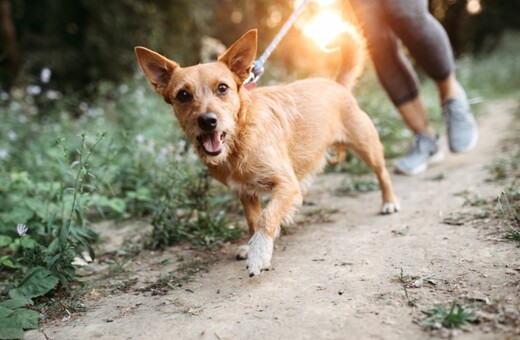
left=135, top=29, right=400, bottom=277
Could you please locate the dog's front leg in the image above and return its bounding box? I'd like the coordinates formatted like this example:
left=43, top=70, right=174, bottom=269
left=236, top=194, right=262, bottom=260
left=247, top=177, right=302, bottom=277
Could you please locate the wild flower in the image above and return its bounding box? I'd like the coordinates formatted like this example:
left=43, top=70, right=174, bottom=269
left=8, top=131, right=17, bottom=141
left=156, top=146, right=169, bottom=163
left=136, top=134, right=145, bottom=143
left=18, top=115, right=28, bottom=124
left=79, top=102, right=89, bottom=112
left=17, top=223, right=28, bottom=237
left=46, top=90, right=62, bottom=100
left=118, top=84, right=129, bottom=94
left=40, top=67, right=52, bottom=83
left=26, top=85, right=41, bottom=96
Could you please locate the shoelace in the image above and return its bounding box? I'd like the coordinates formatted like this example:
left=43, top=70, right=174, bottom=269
left=444, top=98, right=469, bottom=121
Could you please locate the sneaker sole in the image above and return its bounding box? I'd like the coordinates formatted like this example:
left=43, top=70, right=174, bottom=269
left=395, top=150, right=445, bottom=176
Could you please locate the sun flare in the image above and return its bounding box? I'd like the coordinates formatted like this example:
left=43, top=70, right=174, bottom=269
left=300, top=9, right=351, bottom=52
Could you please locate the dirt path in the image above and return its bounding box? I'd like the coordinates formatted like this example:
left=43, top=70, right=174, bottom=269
left=27, top=98, right=519, bottom=340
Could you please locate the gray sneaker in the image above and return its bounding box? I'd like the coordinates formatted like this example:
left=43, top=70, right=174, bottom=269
left=395, top=133, right=444, bottom=176
left=443, top=91, right=478, bottom=153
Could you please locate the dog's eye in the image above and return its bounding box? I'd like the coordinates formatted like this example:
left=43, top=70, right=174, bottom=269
left=217, top=83, right=228, bottom=95
left=176, top=90, right=193, bottom=103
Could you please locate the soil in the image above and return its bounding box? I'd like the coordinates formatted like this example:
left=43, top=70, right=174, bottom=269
left=26, top=98, right=520, bottom=340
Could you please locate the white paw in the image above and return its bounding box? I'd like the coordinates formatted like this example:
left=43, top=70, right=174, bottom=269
left=246, top=231, right=273, bottom=277
left=381, top=201, right=400, bottom=214
left=236, top=244, right=249, bottom=260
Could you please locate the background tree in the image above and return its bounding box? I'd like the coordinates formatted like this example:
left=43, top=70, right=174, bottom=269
left=0, top=0, right=518, bottom=95
left=0, top=0, right=20, bottom=89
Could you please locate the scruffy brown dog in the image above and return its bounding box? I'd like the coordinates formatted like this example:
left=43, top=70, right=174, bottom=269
left=135, top=29, right=399, bottom=277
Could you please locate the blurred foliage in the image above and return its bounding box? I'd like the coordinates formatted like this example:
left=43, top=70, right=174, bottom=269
left=1, top=0, right=289, bottom=94
left=1, top=0, right=519, bottom=93
left=430, top=0, right=520, bottom=55
left=5, top=0, right=217, bottom=92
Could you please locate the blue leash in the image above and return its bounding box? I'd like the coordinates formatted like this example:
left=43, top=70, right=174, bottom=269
left=244, top=0, right=310, bottom=89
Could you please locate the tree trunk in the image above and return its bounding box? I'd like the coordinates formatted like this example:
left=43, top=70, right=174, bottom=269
left=0, top=0, right=20, bottom=89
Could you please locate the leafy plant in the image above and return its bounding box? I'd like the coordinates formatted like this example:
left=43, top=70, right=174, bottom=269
left=497, top=188, right=520, bottom=246
left=397, top=268, right=418, bottom=308
left=334, top=178, right=379, bottom=196
left=0, top=133, right=106, bottom=337
left=421, top=301, right=480, bottom=329
left=0, top=267, right=58, bottom=338
left=149, top=166, right=242, bottom=249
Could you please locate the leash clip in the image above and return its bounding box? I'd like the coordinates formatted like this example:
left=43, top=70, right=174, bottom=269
left=244, top=60, right=264, bottom=91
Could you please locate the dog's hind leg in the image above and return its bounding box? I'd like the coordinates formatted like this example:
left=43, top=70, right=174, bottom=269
left=237, top=194, right=262, bottom=260
left=345, top=111, right=400, bottom=214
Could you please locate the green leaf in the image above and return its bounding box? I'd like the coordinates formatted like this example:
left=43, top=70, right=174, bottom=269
left=0, top=306, right=13, bottom=319
left=20, top=236, right=37, bottom=249
left=9, top=267, right=59, bottom=299
left=0, top=256, right=16, bottom=269
left=0, top=306, right=24, bottom=339
left=0, top=236, right=12, bottom=248
left=0, top=326, right=24, bottom=340
left=0, top=208, right=33, bottom=226
left=0, top=296, right=33, bottom=309
left=10, top=308, right=39, bottom=330
left=60, top=221, right=70, bottom=249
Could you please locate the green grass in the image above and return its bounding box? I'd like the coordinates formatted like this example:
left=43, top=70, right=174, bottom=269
left=397, top=268, right=419, bottom=308
left=334, top=178, right=379, bottom=196
left=497, top=189, right=520, bottom=247
left=421, top=301, right=480, bottom=329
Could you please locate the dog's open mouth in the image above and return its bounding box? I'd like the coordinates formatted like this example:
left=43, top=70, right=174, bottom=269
left=197, top=131, right=226, bottom=156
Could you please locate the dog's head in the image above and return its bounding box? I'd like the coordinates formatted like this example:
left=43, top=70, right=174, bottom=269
left=135, top=30, right=257, bottom=165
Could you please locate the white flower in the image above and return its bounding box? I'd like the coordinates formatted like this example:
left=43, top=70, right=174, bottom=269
left=40, top=68, right=52, bottom=83
left=7, top=131, right=17, bottom=141
left=0, top=149, right=8, bottom=159
left=26, top=85, right=41, bottom=96
left=79, top=102, right=89, bottom=112
left=118, top=84, right=129, bottom=94
left=135, top=134, right=145, bottom=143
left=16, top=224, right=28, bottom=236
left=46, top=90, right=62, bottom=100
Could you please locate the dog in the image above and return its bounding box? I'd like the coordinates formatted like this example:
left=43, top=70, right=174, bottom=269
left=135, top=29, right=399, bottom=277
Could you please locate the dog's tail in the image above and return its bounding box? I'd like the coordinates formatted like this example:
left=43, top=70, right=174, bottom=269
left=335, top=24, right=366, bottom=91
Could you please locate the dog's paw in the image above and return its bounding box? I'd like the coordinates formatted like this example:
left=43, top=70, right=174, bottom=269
left=246, top=231, right=273, bottom=277
left=236, top=244, right=249, bottom=260
left=381, top=201, right=400, bottom=214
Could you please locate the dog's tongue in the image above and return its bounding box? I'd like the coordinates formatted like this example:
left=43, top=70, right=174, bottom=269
left=202, top=132, right=222, bottom=153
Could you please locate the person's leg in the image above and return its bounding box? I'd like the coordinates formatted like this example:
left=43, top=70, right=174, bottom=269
left=348, top=0, right=441, bottom=175
left=349, top=1, right=426, bottom=120
left=398, top=98, right=435, bottom=137
left=381, top=0, right=454, bottom=86
left=382, top=0, right=478, bottom=152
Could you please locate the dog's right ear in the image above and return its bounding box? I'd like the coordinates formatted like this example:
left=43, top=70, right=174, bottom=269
left=134, top=47, right=178, bottom=96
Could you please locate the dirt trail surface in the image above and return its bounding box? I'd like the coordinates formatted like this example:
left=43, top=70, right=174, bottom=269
left=27, top=99, right=519, bottom=340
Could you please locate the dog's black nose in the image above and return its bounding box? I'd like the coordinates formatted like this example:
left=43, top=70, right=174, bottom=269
left=198, top=113, right=218, bottom=132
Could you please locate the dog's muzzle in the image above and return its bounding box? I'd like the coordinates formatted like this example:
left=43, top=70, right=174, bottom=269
left=197, top=113, right=226, bottom=156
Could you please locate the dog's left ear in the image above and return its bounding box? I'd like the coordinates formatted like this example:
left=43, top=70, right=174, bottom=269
left=218, top=29, right=257, bottom=84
